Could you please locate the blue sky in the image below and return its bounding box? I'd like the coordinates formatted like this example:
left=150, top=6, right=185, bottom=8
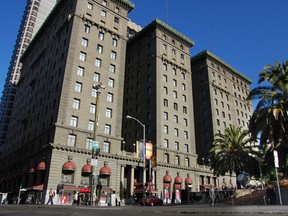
left=0, top=0, right=288, bottom=96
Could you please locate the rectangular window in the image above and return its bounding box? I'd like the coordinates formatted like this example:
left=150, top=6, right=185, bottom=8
left=164, top=99, right=168, bottom=107
left=79, top=52, right=86, bottom=61
left=75, top=82, right=82, bottom=92
left=70, top=116, right=78, bottom=127
left=97, top=44, right=103, bottom=54
left=95, top=58, right=101, bottom=67
left=81, top=38, right=88, bottom=47
left=114, top=17, right=119, bottom=24
left=84, top=25, right=90, bottom=33
left=185, top=158, right=189, bottom=166
left=94, top=72, right=100, bottom=82
left=104, top=124, right=111, bottom=135
left=163, top=86, right=168, bottom=94
left=88, top=120, right=94, bottom=131
left=87, top=2, right=93, bottom=10
left=172, top=68, right=177, bottom=75
left=183, top=106, right=187, bottom=114
left=184, top=131, right=188, bottom=139
left=86, top=138, right=93, bottom=149
left=175, top=141, right=179, bottom=150
left=103, top=141, right=110, bottom=153
left=163, top=139, right=169, bottom=148
left=98, top=32, right=104, bottom=40
left=163, top=112, right=168, bottom=120
left=174, top=103, right=178, bottom=111
left=77, top=66, right=84, bottom=76
left=101, top=10, right=106, bottom=17
left=182, top=83, right=186, bottom=91
left=108, top=78, right=114, bottom=87
left=102, top=0, right=107, bottom=6
left=111, top=51, right=117, bottom=60
left=174, top=128, right=179, bottom=137
left=112, top=38, right=118, bottom=47
left=72, top=98, right=80, bottom=109
left=109, top=64, right=116, bottom=73
left=164, top=154, right=169, bottom=163
left=67, top=134, right=76, bottom=147
left=175, top=156, right=179, bottom=165
left=184, top=144, right=189, bottom=153
left=164, top=125, right=168, bottom=134
left=106, top=108, right=112, bottom=118
left=107, top=93, right=113, bottom=102
left=184, top=118, right=188, bottom=126
left=174, top=115, right=178, bottom=123
left=90, top=104, right=96, bottom=114
left=92, top=88, right=97, bottom=97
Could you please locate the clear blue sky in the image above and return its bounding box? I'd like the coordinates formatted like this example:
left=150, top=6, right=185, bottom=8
left=1, top=0, right=288, bottom=95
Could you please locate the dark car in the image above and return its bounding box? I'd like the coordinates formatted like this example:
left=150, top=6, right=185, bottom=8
left=141, top=196, right=163, bottom=206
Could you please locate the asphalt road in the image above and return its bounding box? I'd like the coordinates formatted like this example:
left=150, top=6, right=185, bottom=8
left=0, top=204, right=287, bottom=216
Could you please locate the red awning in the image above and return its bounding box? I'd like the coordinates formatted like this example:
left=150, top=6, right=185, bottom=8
left=62, top=161, right=76, bottom=171
left=163, top=174, right=172, bottom=183
left=27, top=184, right=44, bottom=191
left=174, top=176, right=183, bottom=184
left=99, top=166, right=111, bottom=176
left=82, top=164, right=91, bottom=173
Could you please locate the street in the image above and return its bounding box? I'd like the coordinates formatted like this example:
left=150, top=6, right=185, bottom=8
left=0, top=204, right=287, bottom=216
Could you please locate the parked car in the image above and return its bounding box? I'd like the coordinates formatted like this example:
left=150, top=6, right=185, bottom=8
left=141, top=196, right=163, bottom=206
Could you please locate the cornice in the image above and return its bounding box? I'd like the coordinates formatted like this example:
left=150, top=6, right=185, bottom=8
left=111, top=0, right=135, bottom=12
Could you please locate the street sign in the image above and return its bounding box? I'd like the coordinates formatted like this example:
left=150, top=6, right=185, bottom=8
left=92, top=140, right=99, bottom=150
left=91, top=158, right=98, bottom=166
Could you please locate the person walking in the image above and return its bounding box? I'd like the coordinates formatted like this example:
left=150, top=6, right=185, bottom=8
left=46, top=188, right=55, bottom=205
left=209, top=186, right=216, bottom=206
left=72, top=191, right=78, bottom=206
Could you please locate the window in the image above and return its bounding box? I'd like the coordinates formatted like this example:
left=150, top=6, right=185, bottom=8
left=174, top=115, right=178, bottom=123
left=111, top=51, right=117, bottom=60
left=109, top=64, right=116, bottom=73
left=84, top=25, right=90, bottom=33
left=182, top=83, right=186, bottom=91
left=175, top=141, right=179, bottom=150
left=82, top=38, right=88, bottom=47
left=95, top=58, right=101, bottom=67
left=163, top=74, right=168, bottom=82
left=163, top=44, right=167, bottom=50
left=106, top=108, right=112, bottom=118
left=103, top=141, right=110, bottom=153
left=184, top=118, right=188, bottom=126
left=101, top=10, right=106, bottom=17
left=172, top=68, right=176, bottom=75
left=163, top=99, right=168, bottom=107
left=88, top=120, right=94, bottom=131
left=174, top=103, right=178, bottom=110
left=164, top=154, right=169, bottom=163
left=87, top=2, right=93, bottom=10
left=107, top=93, right=113, bottom=102
left=108, top=78, right=114, bottom=87
left=175, top=156, right=179, bottom=165
left=163, top=64, right=167, bottom=71
left=163, top=86, right=168, bottom=94
left=184, top=144, right=189, bottom=153
left=183, top=106, right=187, bottom=114
left=173, top=79, right=177, bottom=87
left=182, top=71, right=186, bottom=80
left=102, top=0, right=107, bottom=6
left=79, top=52, right=86, bottom=61
left=114, top=17, right=119, bottom=24
left=173, top=91, right=177, bottom=98
left=163, top=112, right=168, bottom=120
left=181, top=54, right=184, bottom=59
left=185, top=158, right=189, bottom=167
left=77, top=66, right=84, bottom=76
left=75, top=82, right=82, bottom=92
left=92, top=88, right=97, bottom=97
left=112, top=38, right=118, bottom=47
left=164, top=125, right=168, bottom=134
left=94, top=72, right=100, bottom=82
left=72, top=98, right=80, bottom=109
left=174, top=128, right=179, bottom=137
left=172, top=49, right=176, bottom=55
left=115, top=7, right=119, bottom=13
left=184, top=131, right=188, bottom=139
left=90, top=104, right=96, bottom=114
left=97, top=44, right=103, bottom=53
left=104, top=124, right=111, bottom=135
left=67, top=134, right=76, bottom=147
left=163, top=139, right=169, bottom=148
left=182, top=95, right=187, bottom=102
left=86, top=138, right=93, bottom=149
left=98, top=32, right=104, bottom=40
left=70, top=116, right=78, bottom=127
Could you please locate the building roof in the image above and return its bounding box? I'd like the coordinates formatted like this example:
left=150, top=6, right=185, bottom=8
left=112, top=0, right=135, bottom=12
left=191, top=50, right=252, bottom=84
left=129, top=18, right=194, bottom=47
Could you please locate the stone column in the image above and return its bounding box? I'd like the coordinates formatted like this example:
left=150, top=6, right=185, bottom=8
left=130, top=166, right=135, bottom=195
left=121, top=165, right=125, bottom=185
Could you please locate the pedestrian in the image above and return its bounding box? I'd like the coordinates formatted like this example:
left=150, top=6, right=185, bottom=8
left=72, top=191, right=78, bottom=205
left=115, top=197, right=118, bottom=206
left=46, top=188, right=55, bottom=205
left=209, top=186, right=216, bottom=206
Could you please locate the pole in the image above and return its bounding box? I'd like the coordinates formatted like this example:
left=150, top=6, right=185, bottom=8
left=275, top=167, right=282, bottom=205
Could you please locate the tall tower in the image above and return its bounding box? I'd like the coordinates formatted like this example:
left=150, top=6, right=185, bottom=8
left=0, top=0, right=57, bottom=155
left=123, top=19, right=197, bottom=189
left=191, top=50, right=253, bottom=164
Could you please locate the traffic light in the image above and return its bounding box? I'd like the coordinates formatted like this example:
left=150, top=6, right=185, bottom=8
left=92, top=148, right=100, bottom=159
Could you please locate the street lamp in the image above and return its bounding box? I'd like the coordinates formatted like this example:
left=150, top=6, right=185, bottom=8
left=90, top=82, right=105, bottom=206
left=126, top=115, right=147, bottom=202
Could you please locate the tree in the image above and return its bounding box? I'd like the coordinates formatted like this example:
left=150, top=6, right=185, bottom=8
left=247, top=60, right=288, bottom=174
left=209, top=125, right=260, bottom=189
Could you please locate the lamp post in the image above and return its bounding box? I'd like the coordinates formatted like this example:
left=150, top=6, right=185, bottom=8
left=126, top=115, right=146, bottom=203
left=90, top=82, right=105, bottom=206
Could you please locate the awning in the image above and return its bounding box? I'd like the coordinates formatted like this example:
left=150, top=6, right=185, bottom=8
left=27, top=184, right=43, bottom=191
left=62, top=162, right=76, bottom=171
left=37, top=162, right=46, bottom=171
left=57, top=184, right=79, bottom=192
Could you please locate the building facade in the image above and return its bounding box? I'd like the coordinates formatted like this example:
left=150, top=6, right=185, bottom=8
left=0, top=0, right=57, bottom=156
left=191, top=50, right=253, bottom=164
left=0, top=0, right=239, bottom=205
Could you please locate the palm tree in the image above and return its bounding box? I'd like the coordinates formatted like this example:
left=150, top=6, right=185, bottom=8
left=209, top=125, right=260, bottom=189
left=247, top=60, right=288, bottom=173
